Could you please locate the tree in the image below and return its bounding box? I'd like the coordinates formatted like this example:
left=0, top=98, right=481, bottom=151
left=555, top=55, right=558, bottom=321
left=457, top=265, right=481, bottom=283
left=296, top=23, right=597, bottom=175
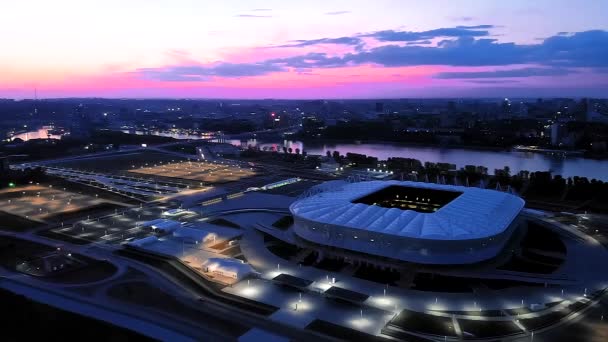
left=282, top=146, right=288, bottom=154
left=326, top=150, right=331, bottom=158
left=332, top=150, right=340, bottom=162
left=288, top=147, right=293, bottom=154
left=295, top=148, right=300, bottom=155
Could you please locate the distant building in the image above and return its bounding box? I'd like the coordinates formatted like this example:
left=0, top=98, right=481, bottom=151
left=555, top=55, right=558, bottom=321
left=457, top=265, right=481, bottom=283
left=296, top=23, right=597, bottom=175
left=69, top=104, right=92, bottom=138
left=375, top=102, right=384, bottom=114
left=550, top=123, right=567, bottom=146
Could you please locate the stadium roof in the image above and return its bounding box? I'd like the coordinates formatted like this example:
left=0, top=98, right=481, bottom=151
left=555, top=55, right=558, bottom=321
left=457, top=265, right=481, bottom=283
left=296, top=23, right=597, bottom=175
left=290, top=181, right=524, bottom=241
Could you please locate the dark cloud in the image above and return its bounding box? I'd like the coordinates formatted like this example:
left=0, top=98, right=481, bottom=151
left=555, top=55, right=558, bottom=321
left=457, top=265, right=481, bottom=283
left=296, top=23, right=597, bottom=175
left=346, top=30, right=608, bottom=68
left=137, top=29, right=608, bottom=82
left=435, top=67, right=572, bottom=79
left=406, top=40, right=433, bottom=45
left=276, top=25, right=495, bottom=49
left=276, top=36, right=362, bottom=48
left=364, top=25, right=494, bottom=42
left=326, top=11, right=351, bottom=15
left=533, top=30, right=608, bottom=67
left=345, top=37, right=524, bottom=67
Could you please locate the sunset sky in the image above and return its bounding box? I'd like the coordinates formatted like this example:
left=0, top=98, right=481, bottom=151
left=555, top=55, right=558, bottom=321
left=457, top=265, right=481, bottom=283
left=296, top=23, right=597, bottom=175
left=1, top=0, right=607, bottom=99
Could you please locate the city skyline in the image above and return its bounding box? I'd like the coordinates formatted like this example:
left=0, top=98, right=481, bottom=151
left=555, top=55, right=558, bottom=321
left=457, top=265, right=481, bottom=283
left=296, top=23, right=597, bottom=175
left=2, top=0, right=608, bottom=99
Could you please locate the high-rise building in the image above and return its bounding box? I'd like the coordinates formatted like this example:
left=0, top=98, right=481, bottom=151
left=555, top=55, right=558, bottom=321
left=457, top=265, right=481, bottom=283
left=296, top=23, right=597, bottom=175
left=550, top=123, right=567, bottom=146
left=69, top=104, right=92, bottom=139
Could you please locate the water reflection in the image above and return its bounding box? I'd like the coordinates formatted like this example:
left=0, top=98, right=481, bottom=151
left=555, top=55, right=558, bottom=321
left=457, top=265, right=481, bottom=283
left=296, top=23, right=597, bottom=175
left=123, top=129, right=607, bottom=181
left=304, top=142, right=608, bottom=181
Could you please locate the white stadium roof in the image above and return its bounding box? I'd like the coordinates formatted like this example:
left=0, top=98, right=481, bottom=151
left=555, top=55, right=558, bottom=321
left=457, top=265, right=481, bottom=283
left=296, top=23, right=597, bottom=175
left=290, top=180, right=524, bottom=241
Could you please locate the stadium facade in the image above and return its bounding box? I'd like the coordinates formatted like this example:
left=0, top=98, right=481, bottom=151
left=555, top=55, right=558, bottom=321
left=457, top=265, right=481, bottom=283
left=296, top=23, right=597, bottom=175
left=289, top=181, right=524, bottom=265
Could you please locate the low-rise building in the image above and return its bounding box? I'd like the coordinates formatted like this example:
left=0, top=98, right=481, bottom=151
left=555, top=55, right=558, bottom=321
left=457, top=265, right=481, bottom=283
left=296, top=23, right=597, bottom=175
left=202, top=257, right=253, bottom=281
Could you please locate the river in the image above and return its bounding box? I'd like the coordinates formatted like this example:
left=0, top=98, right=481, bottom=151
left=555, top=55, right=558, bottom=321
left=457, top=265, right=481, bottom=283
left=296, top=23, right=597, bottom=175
left=229, top=139, right=608, bottom=181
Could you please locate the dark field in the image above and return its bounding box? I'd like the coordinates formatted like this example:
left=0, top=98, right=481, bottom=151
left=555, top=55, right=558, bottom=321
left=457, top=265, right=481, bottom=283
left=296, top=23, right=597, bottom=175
left=48, top=151, right=187, bottom=172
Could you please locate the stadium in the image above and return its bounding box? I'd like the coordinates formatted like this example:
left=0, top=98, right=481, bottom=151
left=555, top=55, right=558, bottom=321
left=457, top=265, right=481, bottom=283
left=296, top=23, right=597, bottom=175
left=289, top=180, right=525, bottom=265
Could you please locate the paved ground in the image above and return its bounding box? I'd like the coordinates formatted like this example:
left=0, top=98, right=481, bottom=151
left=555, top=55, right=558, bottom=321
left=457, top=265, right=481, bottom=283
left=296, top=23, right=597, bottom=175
left=197, top=199, right=608, bottom=339
left=130, top=160, right=257, bottom=184
left=0, top=184, right=110, bottom=221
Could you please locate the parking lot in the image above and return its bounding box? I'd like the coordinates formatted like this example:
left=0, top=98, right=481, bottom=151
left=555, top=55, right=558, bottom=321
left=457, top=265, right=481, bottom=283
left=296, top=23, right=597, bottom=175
left=130, top=160, right=258, bottom=184
left=0, top=184, right=109, bottom=222
left=46, top=205, right=169, bottom=245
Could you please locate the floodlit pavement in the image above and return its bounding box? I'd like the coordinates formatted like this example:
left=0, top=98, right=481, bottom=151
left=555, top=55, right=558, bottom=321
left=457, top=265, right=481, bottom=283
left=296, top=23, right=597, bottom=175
left=0, top=184, right=112, bottom=221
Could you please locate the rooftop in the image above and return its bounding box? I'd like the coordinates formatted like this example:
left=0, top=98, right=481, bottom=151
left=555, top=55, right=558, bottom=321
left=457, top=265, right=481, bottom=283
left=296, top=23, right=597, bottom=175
left=290, top=180, right=524, bottom=241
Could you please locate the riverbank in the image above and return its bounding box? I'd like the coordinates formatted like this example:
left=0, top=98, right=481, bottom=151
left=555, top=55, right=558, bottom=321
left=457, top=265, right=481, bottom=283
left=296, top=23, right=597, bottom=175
left=300, top=137, right=510, bottom=152
left=294, top=140, right=608, bottom=181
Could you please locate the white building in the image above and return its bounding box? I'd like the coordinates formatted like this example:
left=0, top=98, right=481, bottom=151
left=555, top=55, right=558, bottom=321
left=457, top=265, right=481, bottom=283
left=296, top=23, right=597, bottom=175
left=202, top=257, right=253, bottom=281
left=141, top=219, right=182, bottom=233
left=290, top=180, right=524, bottom=265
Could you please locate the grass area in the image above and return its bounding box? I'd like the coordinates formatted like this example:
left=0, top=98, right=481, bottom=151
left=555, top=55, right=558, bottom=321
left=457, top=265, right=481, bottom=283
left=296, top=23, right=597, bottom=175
left=353, top=264, right=400, bottom=285
left=271, top=215, right=294, bottom=230
left=1, top=288, right=152, bottom=341
left=522, top=222, right=567, bottom=254
left=162, top=144, right=197, bottom=155
left=116, top=247, right=279, bottom=316
left=387, top=310, right=457, bottom=337
left=413, top=272, right=545, bottom=292
left=518, top=308, right=571, bottom=331
left=0, top=235, right=116, bottom=283
left=459, top=319, right=522, bottom=339
left=43, top=258, right=117, bottom=284
left=267, top=243, right=301, bottom=260
left=263, top=233, right=301, bottom=260
left=107, top=281, right=249, bottom=337
left=0, top=236, right=55, bottom=268
left=433, top=309, right=505, bottom=317
left=412, top=273, right=473, bottom=293
left=208, top=218, right=241, bottom=228
left=306, top=319, right=392, bottom=342
left=0, top=211, right=43, bottom=232
left=497, top=222, right=566, bottom=274
left=301, top=250, right=319, bottom=266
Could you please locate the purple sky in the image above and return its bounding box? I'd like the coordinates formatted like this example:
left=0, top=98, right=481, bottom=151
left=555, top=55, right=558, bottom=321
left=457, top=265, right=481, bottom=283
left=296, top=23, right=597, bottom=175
left=1, top=0, right=607, bottom=98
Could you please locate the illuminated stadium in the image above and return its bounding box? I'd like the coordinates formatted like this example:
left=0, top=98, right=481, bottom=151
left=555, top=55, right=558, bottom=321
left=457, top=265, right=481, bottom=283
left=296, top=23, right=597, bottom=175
left=289, top=180, right=525, bottom=264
